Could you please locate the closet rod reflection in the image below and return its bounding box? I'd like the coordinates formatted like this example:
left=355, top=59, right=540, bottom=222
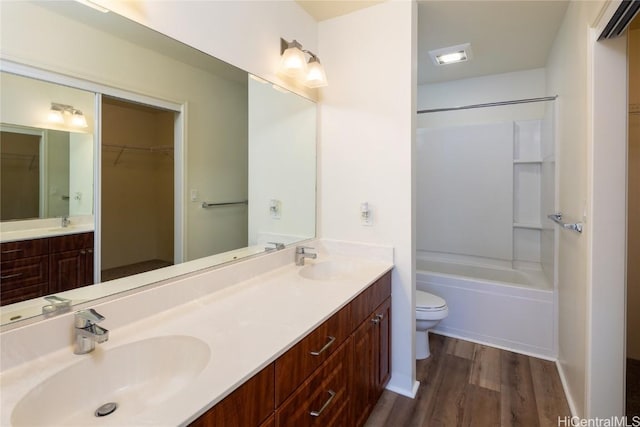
left=417, top=95, right=558, bottom=114
left=202, top=201, right=248, bottom=208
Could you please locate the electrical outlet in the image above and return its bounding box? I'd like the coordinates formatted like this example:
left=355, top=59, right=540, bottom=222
left=361, top=202, right=373, bottom=226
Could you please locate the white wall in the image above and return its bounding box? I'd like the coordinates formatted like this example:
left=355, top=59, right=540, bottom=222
left=417, top=122, right=514, bottom=261
left=545, top=0, right=608, bottom=417
left=318, top=1, right=417, bottom=396
left=247, top=78, right=316, bottom=246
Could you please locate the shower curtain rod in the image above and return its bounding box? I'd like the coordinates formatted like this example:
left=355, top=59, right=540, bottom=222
left=417, top=95, right=558, bottom=114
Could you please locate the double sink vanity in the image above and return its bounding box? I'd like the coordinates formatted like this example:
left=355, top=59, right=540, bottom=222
left=0, top=240, right=394, bottom=426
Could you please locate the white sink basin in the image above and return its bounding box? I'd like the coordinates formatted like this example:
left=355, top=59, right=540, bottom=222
left=299, top=260, right=358, bottom=281
left=11, top=335, right=210, bottom=426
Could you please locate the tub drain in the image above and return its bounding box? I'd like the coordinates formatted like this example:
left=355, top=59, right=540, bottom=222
left=95, top=402, right=118, bottom=417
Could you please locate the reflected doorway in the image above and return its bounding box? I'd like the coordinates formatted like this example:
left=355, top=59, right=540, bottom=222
left=100, top=96, right=175, bottom=281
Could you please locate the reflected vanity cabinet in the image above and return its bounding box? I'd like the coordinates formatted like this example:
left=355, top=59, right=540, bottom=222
left=190, top=271, right=392, bottom=427
left=0, top=232, right=94, bottom=305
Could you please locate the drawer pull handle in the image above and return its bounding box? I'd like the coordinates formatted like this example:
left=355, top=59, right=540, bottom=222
left=310, top=336, right=336, bottom=356
left=1, top=249, right=23, bottom=254
left=1, top=273, right=23, bottom=280
left=309, top=389, right=336, bottom=417
left=371, top=316, right=381, bottom=324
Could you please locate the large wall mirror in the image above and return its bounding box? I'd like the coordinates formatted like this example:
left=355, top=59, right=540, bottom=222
left=0, top=1, right=316, bottom=326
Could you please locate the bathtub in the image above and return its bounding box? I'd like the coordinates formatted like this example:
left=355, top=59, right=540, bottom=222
left=416, top=258, right=555, bottom=359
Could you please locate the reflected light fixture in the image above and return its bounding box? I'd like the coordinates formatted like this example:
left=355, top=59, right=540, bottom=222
left=48, top=103, right=89, bottom=128
left=429, top=43, right=472, bottom=66
left=279, top=38, right=328, bottom=88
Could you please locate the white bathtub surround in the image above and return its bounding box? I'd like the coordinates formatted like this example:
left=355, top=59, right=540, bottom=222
left=0, top=239, right=392, bottom=426
left=0, top=215, right=94, bottom=243
left=416, top=258, right=554, bottom=359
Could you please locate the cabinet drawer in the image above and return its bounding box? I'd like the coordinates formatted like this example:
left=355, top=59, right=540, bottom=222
left=275, top=304, right=351, bottom=406
left=50, top=232, right=93, bottom=253
left=350, top=271, right=391, bottom=330
left=0, top=255, right=49, bottom=306
left=276, top=339, right=352, bottom=427
left=0, top=239, right=48, bottom=261
left=1, top=256, right=48, bottom=287
left=190, top=364, right=274, bottom=427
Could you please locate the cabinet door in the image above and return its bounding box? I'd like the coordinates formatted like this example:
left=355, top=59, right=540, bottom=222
left=352, top=317, right=376, bottom=427
left=374, top=298, right=391, bottom=396
left=49, top=250, right=84, bottom=293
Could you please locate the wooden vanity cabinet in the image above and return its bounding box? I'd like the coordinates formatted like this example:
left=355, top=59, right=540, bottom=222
left=0, top=238, right=49, bottom=305
left=275, top=338, right=353, bottom=427
left=190, top=364, right=275, bottom=427
left=189, top=271, right=392, bottom=427
left=0, top=233, right=94, bottom=305
left=275, top=303, right=351, bottom=406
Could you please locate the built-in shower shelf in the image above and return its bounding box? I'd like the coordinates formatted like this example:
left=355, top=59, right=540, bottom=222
left=513, top=222, right=543, bottom=230
left=513, top=159, right=543, bottom=164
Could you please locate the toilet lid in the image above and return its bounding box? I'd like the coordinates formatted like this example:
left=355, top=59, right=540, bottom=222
left=416, top=290, right=447, bottom=311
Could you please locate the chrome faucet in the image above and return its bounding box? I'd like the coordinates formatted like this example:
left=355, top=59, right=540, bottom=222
left=61, top=216, right=71, bottom=228
left=265, top=242, right=285, bottom=252
left=295, top=246, right=317, bottom=266
left=74, top=309, right=109, bottom=354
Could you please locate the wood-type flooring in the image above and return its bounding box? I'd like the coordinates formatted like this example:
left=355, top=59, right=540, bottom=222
left=365, top=334, right=570, bottom=427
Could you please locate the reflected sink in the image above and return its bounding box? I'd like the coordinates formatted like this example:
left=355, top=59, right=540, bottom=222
left=299, top=260, right=358, bottom=281
left=11, top=335, right=210, bottom=426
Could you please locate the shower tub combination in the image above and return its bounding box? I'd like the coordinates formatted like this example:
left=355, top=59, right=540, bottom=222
left=416, top=257, right=555, bottom=359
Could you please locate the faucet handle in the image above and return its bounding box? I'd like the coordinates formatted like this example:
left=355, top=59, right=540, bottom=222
left=75, top=308, right=105, bottom=328
left=296, top=245, right=315, bottom=254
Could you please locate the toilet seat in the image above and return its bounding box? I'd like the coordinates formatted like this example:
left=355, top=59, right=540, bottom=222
left=416, top=290, right=447, bottom=312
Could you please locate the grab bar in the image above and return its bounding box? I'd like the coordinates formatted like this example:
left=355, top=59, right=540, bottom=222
left=547, top=213, right=583, bottom=234
left=202, top=200, right=248, bottom=208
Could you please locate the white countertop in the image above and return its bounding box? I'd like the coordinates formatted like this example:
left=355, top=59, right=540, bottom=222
left=0, top=216, right=95, bottom=243
left=0, top=241, right=393, bottom=426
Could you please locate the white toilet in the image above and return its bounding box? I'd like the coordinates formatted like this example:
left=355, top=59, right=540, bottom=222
left=415, top=290, right=449, bottom=359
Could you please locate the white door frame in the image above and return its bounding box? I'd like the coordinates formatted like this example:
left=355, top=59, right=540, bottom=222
left=586, top=1, right=628, bottom=417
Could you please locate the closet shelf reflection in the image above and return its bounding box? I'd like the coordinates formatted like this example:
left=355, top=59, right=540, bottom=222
left=102, top=143, right=173, bottom=166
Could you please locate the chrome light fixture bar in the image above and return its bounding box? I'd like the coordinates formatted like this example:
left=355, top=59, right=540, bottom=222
left=279, top=38, right=328, bottom=88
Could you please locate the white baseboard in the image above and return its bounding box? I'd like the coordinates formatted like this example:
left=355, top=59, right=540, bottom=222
left=556, top=359, right=579, bottom=417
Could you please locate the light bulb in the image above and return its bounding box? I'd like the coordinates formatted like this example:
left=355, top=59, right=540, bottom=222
left=279, top=41, right=307, bottom=78
left=71, top=110, right=88, bottom=128
left=48, top=108, right=64, bottom=124
left=305, top=57, right=328, bottom=88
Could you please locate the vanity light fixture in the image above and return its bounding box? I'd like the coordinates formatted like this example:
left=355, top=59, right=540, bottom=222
left=429, top=43, right=472, bottom=66
left=48, top=103, right=89, bottom=128
left=279, top=38, right=328, bottom=88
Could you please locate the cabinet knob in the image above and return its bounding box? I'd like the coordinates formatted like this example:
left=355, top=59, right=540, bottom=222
left=371, top=317, right=380, bottom=324
left=80, top=250, right=86, bottom=255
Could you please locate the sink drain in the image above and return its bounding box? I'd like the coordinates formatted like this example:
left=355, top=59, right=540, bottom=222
left=95, top=402, right=118, bottom=417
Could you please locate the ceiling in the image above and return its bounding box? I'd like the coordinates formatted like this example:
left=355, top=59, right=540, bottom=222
left=297, top=1, right=569, bottom=86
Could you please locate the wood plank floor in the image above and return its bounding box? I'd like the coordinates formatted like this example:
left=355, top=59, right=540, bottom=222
left=365, top=334, right=570, bottom=427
